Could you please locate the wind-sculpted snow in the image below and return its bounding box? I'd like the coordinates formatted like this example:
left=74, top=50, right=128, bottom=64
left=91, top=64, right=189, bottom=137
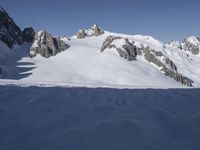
left=0, top=85, right=200, bottom=150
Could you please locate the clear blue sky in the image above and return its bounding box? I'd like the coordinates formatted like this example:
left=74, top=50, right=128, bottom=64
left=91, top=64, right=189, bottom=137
left=1, top=0, right=200, bottom=42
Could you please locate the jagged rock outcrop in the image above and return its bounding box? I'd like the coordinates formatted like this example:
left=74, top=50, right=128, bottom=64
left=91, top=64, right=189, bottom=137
left=30, top=31, right=70, bottom=58
left=0, top=7, right=35, bottom=48
left=167, top=40, right=183, bottom=49
left=167, top=36, right=200, bottom=55
left=22, top=27, right=35, bottom=42
left=0, top=7, right=23, bottom=48
left=75, top=24, right=104, bottom=39
left=101, top=36, right=121, bottom=52
left=92, top=24, right=104, bottom=37
left=101, top=36, right=140, bottom=61
left=101, top=35, right=193, bottom=86
left=183, top=36, right=200, bottom=55
left=76, top=29, right=87, bottom=39
left=141, top=46, right=193, bottom=87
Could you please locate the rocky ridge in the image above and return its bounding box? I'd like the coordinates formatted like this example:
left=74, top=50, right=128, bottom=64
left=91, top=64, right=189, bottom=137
left=167, top=36, right=200, bottom=55
left=0, top=7, right=35, bottom=48
left=101, top=35, right=193, bottom=86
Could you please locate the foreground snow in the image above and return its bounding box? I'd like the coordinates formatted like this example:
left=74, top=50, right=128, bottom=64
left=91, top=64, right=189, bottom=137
left=0, top=85, right=200, bottom=150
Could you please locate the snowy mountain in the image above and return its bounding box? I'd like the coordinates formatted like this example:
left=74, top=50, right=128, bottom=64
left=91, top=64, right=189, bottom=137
left=1, top=7, right=200, bottom=150
left=0, top=8, right=200, bottom=88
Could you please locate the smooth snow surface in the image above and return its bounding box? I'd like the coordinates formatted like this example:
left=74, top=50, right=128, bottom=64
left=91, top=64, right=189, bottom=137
left=1, top=32, right=200, bottom=88
left=0, top=85, right=200, bottom=150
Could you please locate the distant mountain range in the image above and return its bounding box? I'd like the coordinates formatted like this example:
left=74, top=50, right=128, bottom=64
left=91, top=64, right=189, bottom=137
left=0, top=7, right=200, bottom=88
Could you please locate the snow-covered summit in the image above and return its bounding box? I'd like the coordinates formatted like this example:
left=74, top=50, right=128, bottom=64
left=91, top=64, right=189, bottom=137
left=167, top=36, right=200, bottom=55
left=185, top=36, right=200, bottom=45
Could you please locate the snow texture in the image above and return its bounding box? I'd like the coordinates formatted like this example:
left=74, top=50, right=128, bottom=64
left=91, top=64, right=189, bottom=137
left=0, top=85, right=200, bottom=150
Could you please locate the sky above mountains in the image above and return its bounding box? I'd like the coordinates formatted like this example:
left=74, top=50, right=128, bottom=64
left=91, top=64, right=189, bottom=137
left=1, top=0, right=200, bottom=42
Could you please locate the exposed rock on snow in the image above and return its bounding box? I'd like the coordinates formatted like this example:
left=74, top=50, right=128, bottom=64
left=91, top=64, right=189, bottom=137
left=167, top=40, right=183, bottom=49
left=183, top=36, right=200, bottom=55
left=22, top=27, right=35, bottom=42
left=75, top=24, right=104, bottom=39
left=101, top=35, right=193, bottom=86
left=141, top=46, right=193, bottom=87
left=30, top=31, right=70, bottom=58
left=101, top=36, right=140, bottom=61
left=0, top=7, right=23, bottom=48
left=167, top=36, right=200, bottom=55
left=76, top=29, right=87, bottom=39
left=92, top=24, right=104, bottom=37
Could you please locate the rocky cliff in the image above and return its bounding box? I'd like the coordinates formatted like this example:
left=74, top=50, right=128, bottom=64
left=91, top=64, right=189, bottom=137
left=30, top=31, right=70, bottom=58
left=0, top=7, right=35, bottom=48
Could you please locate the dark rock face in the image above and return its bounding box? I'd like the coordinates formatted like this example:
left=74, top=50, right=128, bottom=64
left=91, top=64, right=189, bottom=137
left=30, top=31, right=70, bottom=58
left=101, top=35, right=193, bottom=87
left=22, top=27, right=35, bottom=42
left=0, top=8, right=23, bottom=48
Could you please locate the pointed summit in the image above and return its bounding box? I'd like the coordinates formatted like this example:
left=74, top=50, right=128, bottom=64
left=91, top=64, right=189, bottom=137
left=0, top=7, right=23, bottom=48
left=0, top=7, right=35, bottom=48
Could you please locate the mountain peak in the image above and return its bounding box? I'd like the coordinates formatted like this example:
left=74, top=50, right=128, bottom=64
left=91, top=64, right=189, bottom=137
left=185, top=36, right=200, bottom=45
left=74, top=24, right=104, bottom=39
left=0, top=7, right=35, bottom=48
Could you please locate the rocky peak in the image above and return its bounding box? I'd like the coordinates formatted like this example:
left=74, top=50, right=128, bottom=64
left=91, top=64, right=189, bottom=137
left=0, top=7, right=35, bottom=48
left=75, top=24, right=104, bottom=39
left=183, top=36, right=200, bottom=55
left=184, top=36, right=200, bottom=45
left=91, top=24, right=104, bottom=37
left=22, top=27, right=35, bottom=42
left=0, top=7, right=23, bottom=48
left=30, top=30, right=70, bottom=58
left=167, top=40, right=183, bottom=49
left=167, top=36, right=200, bottom=55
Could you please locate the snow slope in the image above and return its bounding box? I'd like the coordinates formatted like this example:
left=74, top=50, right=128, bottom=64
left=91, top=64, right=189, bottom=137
left=0, top=85, right=200, bottom=150
left=0, top=31, right=200, bottom=88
